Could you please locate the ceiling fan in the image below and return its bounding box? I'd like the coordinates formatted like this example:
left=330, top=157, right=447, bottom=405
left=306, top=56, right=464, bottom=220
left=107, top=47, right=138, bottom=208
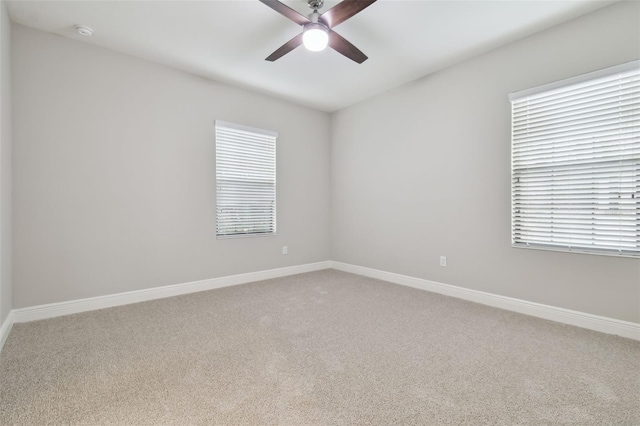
left=259, top=0, right=377, bottom=64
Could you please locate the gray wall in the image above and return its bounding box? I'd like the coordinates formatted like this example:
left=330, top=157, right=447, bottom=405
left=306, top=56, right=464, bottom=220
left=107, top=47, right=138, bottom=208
left=331, top=1, right=640, bottom=323
left=0, top=0, right=11, bottom=326
left=12, top=25, right=331, bottom=308
left=9, top=2, right=640, bottom=325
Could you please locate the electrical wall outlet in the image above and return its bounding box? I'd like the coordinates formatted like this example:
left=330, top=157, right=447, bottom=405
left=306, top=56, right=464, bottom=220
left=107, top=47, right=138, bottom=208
left=282, top=246, right=288, bottom=255
left=440, top=256, right=447, bottom=267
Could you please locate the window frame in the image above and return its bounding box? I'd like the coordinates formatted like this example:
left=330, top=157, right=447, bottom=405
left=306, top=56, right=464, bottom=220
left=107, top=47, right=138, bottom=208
left=215, top=120, right=277, bottom=239
left=509, top=60, right=640, bottom=258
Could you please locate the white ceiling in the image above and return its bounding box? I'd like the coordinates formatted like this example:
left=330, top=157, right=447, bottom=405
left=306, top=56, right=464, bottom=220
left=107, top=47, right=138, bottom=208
left=6, top=0, right=616, bottom=112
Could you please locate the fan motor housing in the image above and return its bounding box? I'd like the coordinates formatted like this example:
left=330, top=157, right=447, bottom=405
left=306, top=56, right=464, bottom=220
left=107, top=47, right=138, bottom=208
left=308, top=0, right=324, bottom=10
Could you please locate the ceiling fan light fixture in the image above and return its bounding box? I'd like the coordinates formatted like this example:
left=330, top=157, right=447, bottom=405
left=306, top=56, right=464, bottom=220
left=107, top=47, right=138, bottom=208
left=302, top=23, right=328, bottom=52
left=260, top=0, right=373, bottom=63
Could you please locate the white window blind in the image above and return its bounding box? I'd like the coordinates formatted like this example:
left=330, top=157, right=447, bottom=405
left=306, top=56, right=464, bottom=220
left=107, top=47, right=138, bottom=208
left=509, top=61, right=640, bottom=257
left=215, top=121, right=277, bottom=238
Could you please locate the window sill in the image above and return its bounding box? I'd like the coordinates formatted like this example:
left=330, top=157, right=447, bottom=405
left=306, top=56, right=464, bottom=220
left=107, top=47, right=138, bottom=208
left=512, top=243, right=639, bottom=259
left=217, top=232, right=277, bottom=240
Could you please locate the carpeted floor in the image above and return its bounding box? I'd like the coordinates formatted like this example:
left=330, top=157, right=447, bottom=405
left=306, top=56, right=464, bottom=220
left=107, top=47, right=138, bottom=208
left=0, top=269, right=638, bottom=425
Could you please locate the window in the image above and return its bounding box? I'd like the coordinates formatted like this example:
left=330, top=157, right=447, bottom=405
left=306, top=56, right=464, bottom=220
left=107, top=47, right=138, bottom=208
left=215, top=121, right=277, bottom=238
left=510, top=61, right=640, bottom=257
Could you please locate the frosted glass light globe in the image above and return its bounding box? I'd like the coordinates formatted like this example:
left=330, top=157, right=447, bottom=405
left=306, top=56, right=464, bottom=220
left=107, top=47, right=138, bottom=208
left=303, top=26, right=328, bottom=51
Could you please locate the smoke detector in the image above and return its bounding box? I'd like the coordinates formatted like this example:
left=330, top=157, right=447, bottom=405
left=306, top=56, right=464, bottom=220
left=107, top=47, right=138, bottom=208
left=75, top=25, right=93, bottom=36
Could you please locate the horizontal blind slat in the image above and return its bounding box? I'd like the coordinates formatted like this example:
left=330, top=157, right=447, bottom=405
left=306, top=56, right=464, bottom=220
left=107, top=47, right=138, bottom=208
left=513, top=98, right=640, bottom=129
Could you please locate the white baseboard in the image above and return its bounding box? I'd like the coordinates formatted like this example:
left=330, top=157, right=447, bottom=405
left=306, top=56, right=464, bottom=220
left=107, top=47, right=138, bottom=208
left=2, top=259, right=637, bottom=352
left=10, top=261, right=332, bottom=325
left=331, top=261, right=640, bottom=341
left=0, top=311, right=14, bottom=352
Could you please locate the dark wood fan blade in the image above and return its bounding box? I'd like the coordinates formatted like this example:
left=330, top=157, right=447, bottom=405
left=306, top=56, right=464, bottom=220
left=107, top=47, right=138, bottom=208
left=259, top=0, right=311, bottom=26
left=328, top=30, right=367, bottom=64
left=266, top=33, right=304, bottom=61
left=319, top=0, right=376, bottom=28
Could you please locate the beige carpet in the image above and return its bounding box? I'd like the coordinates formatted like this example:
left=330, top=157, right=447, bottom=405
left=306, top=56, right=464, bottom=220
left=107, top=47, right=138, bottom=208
left=1, top=269, right=638, bottom=425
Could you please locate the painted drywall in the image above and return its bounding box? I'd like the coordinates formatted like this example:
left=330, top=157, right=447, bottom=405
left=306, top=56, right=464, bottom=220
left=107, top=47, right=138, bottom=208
left=0, top=1, right=11, bottom=326
left=12, top=24, right=331, bottom=308
left=331, top=1, right=640, bottom=323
